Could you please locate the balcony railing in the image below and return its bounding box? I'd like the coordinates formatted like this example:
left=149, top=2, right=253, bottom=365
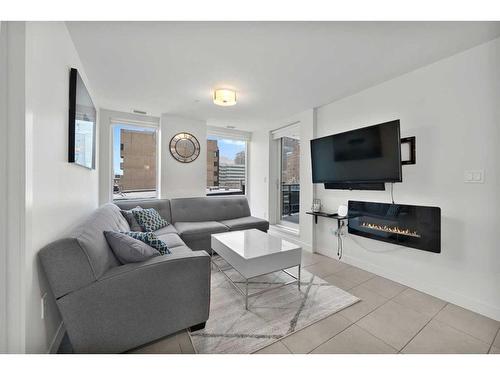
left=206, top=181, right=246, bottom=196
left=281, top=183, right=300, bottom=217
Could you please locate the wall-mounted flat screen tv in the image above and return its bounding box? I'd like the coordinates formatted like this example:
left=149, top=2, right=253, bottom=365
left=68, top=68, right=96, bottom=169
left=311, top=120, right=402, bottom=183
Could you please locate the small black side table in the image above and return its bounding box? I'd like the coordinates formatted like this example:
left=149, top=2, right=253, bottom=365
left=305, top=211, right=357, bottom=260
left=305, top=211, right=356, bottom=224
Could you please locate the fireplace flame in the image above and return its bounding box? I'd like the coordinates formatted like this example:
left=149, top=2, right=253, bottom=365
left=361, top=222, right=421, bottom=238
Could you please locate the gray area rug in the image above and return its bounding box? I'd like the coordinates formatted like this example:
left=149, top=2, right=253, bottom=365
left=189, top=257, right=360, bottom=354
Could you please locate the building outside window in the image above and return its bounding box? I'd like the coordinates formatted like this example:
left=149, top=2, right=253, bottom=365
left=112, top=123, right=158, bottom=200
left=206, top=135, right=247, bottom=196
left=207, top=140, right=219, bottom=187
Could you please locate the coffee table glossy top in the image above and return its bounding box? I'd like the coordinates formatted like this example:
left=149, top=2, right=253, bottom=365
left=211, top=229, right=300, bottom=260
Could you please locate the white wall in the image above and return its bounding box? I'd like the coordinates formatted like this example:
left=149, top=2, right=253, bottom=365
left=22, top=22, right=100, bottom=353
left=160, top=114, right=207, bottom=198
left=297, top=110, right=315, bottom=251
left=0, top=20, right=8, bottom=353
left=98, top=109, right=160, bottom=205
left=4, top=21, right=27, bottom=354
left=314, top=38, right=500, bottom=320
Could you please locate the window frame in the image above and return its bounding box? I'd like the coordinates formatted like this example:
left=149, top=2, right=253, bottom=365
left=110, top=120, right=161, bottom=201
left=206, top=127, right=251, bottom=197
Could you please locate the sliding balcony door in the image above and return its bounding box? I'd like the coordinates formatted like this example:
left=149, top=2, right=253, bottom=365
left=270, top=122, right=300, bottom=232
left=279, top=136, right=300, bottom=227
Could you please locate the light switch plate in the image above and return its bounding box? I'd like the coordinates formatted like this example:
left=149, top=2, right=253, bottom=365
left=464, top=169, right=484, bottom=183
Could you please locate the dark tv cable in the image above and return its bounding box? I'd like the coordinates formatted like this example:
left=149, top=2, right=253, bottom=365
left=337, top=220, right=345, bottom=260
left=338, top=233, right=343, bottom=260
left=390, top=183, right=395, bottom=204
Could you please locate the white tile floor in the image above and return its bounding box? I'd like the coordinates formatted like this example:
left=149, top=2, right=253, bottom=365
left=128, top=251, right=500, bottom=354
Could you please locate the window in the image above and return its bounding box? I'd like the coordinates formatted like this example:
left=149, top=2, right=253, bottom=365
left=206, top=136, right=247, bottom=196
left=112, top=123, right=158, bottom=200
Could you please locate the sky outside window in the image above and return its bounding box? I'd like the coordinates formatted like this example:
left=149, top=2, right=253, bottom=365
left=208, top=135, right=245, bottom=164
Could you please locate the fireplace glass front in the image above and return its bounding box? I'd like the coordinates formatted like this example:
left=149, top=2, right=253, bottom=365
left=348, top=200, right=441, bottom=253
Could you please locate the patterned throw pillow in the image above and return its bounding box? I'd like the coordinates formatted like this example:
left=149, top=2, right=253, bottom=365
left=121, top=231, right=171, bottom=255
left=133, top=208, right=168, bottom=232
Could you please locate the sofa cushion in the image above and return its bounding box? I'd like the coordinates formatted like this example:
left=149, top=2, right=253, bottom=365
left=219, top=216, right=269, bottom=232
left=170, top=196, right=251, bottom=222
left=122, top=231, right=170, bottom=255
left=157, top=233, right=186, bottom=249
left=154, top=224, right=178, bottom=236
left=133, top=208, right=169, bottom=232
left=174, top=221, right=229, bottom=237
left=120, top=207, right=144, bottom=232
left=104, top=231, right=160, bottom=264
left=70, top=203, right=128, bottom=278
left=168, top=245, right=193, bottom=255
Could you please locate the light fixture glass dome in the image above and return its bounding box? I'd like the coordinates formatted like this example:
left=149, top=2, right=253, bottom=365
left=213, top=89, right=237, bottom=106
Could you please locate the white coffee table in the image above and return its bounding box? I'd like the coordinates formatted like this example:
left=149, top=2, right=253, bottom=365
left=211, top=229, right=302, bottom=309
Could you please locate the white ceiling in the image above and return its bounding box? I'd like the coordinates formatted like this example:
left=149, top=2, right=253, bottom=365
left=67, top=21, right=500, bottom=130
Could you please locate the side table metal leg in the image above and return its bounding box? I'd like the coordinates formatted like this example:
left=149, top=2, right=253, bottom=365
left=298, top=264, right=301, bottom=290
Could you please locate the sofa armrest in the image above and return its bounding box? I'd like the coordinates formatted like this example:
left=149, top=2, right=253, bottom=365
left=57, top=251, right=211, bottom=353
left=39, top=238, right=97, bottom=299
left=98, top=250, right=208, bottom=281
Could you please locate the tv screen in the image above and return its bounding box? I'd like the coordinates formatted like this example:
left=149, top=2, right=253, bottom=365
left=68, top=68, right=96, bottom=169
left=311, top=120, right=402, bottom=183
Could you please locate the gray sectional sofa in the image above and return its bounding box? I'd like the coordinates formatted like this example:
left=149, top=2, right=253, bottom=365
left=39, top=196, right=268, bottom=353
left=117, top=196, right=269, bottom=251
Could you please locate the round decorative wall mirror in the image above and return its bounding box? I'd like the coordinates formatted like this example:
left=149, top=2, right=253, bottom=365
left=169, top=132, right=201, bottom=163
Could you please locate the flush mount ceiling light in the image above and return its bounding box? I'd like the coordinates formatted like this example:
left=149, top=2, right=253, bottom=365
left=213, top=89, right=237, bottom=106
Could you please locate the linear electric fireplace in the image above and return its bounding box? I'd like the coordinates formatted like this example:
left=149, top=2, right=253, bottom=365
left=348, top=201, right=441, bottom=253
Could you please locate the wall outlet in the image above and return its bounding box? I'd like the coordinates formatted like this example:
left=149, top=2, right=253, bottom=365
left=41, top=293, right=47, bottom=320
left=464, top=169, right=484, bottom=183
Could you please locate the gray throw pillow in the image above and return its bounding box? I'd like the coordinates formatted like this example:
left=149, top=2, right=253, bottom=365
left=121, top=206, right=144, bottom=232
left=104, top=231, right=160, bottom=264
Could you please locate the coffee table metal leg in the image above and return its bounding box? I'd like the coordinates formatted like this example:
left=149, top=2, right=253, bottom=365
left=298, top=264, right=301, bottom=290
left=245, top=279, right=249, bottom=310
left=213, top=259, right=302, bottom=309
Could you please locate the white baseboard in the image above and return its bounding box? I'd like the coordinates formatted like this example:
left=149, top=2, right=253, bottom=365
left=47, top=321, right=65, bottom=354
left=317, top=250, right=500, bottom=322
